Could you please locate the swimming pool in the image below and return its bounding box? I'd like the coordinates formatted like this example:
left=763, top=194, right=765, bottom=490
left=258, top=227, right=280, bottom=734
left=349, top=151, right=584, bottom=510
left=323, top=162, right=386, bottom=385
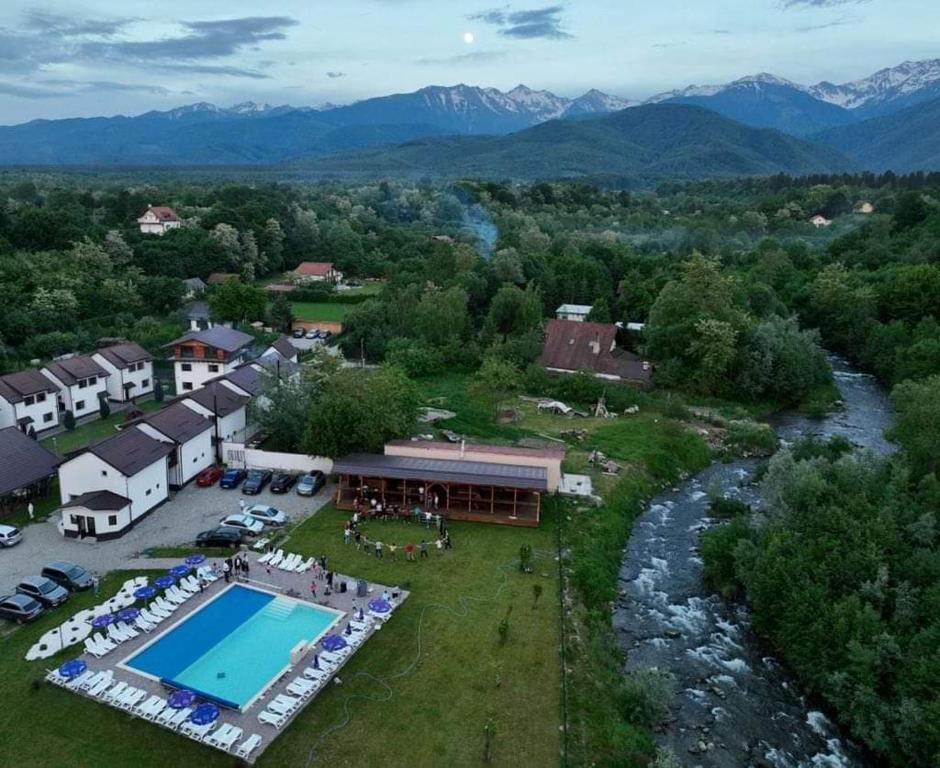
left=122, top=585, right=341, bottom=709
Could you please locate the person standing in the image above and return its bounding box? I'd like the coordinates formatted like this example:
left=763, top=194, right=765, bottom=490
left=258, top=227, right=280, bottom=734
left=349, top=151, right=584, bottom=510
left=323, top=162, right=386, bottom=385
left=343, top=526, right=351, bottom=545
left=27, top=501, right=34, bottom=521
left=354, top=530, right=362, bottom=550
left=405, top=543, right=415, bottom=561
left=91, top=572, right=100, bottom=597
left=375, top=540, right=383, bottom=559
left=223, top=558, right=232, bottom=583
left=242, top=558, right=250, bottom=581
left=310, top=580, right=318, bottom=600
left=388, top=542, right=398, bottom=560
left=420, top=539, right=429, bottom=559
left=239, top=498, right=246, bottom=513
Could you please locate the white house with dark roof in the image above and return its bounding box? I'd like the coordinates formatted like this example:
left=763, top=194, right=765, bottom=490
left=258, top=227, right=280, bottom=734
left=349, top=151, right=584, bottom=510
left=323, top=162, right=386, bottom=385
left=555, top=304, right=593, bottom=323
left=93, top=343, right=154, bottom=403
left=41, top=354, right=110, bottom=421
left=57, top=428, right=173, bottom=539
left=178, top=380, right=250, bottom=450
left=263, top=336, right=299, bottom=364
left=135, top=402, right=214, bottom=487
left=137, top=205, right=181, bottom=235
left=0, top=370, right=60, bottom=433
left=165, top=326, right=254, bottom=394
left=182, top=277, right=207, bottom=299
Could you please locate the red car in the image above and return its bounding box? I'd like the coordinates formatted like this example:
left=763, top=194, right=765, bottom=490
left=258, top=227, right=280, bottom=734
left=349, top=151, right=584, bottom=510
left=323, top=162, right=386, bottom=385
left=195, top=466, right=224, bottom=487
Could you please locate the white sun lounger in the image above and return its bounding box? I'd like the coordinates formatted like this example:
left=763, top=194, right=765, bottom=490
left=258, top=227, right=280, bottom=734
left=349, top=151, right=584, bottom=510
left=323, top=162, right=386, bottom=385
left=88, top=672, right=115, bottom=698
left=143, top=698, right=168, bottom=721
left=320, top=649, right=350, bottom=664
left=105, top=625, right=128, bottom=644
left=277, top=553, right=298, bottom=571
left=267, top=549, right=284, bottom=567
left=286, top=678, right=317, bottom=699
left=119, top=688, right=147, bottom=711
left=64, top=670, right=95, bottom=690
left=252, top=536, right=270, bottom=550
left=203, top=723, right=233, bottom=747
left=303, top=666, right=330, bottom=682
left=235, top=733, right=263, bottom=758
left=154, top=597, right=177, bottom=614
left=216, top=725, right=243, bottom=751
left=135, top=616, right=156, bottom=633
left=267, top=694, right=301, bottom=715
left=294, top=556, right=314, bottom=573
left=258, top=709, right=289, bottom=729
left=115, top=621, right=139, bottom=638
left=257, top=550, right=274, bottom=564
left=134, top=695, right=163, bottom=717
left=156, top=705, right=189, bottom=727
left=76, top=670, right=107, bottom=691
left=167, top=707, right=194, bottom=730
left=83, top=638, right=108, bottom=658
left=167, top=587, right=189, bottom=604
left=181, top=721, right=216, bottom=741
left=103, top=681, right=128, bottom=703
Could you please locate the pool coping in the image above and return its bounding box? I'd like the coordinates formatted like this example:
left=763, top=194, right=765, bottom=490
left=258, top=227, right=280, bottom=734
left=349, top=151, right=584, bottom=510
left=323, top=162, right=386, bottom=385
left=118, top=583, right=346, bottom=712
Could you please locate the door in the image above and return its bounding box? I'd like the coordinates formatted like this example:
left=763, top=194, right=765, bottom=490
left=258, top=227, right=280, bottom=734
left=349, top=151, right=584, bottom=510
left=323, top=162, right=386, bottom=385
left=85, top=516, right=96, bottom=536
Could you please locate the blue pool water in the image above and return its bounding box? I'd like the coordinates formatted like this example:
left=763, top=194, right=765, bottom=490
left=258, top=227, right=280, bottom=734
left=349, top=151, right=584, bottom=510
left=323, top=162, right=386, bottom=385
left=124, top=585, right=338, bottom=708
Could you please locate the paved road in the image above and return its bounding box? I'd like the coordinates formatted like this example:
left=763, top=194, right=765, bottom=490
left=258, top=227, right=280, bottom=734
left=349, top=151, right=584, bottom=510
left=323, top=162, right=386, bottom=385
left=0, top=481, right=334, bottom=590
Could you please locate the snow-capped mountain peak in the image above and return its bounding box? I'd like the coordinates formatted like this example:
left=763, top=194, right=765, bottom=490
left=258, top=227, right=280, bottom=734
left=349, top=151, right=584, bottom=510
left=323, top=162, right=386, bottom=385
left=227, top=101, right=275, bottom=114
left=809, top=58, right=940, bottom=110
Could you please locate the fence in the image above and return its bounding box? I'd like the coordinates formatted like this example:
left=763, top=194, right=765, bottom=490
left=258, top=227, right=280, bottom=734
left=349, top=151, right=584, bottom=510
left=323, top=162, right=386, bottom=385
left=221, top=441, right=333, bottom=475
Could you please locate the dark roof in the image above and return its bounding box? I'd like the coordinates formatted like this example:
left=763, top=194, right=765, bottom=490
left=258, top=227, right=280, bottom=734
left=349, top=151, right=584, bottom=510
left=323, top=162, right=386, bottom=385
left=95, top=342, right=152, bottom=369
left=386, top=439, right=565, bottom=460
left=0, top=427, right=59, bottom=496
left=42, top=355, right=109, bottom=387
left=166, top=326, right=254, bottom=354
left=254, top=355, right=299, bottom=378
left=0, top=369, right=58, bottom=404
left=183, top=277, right=207, bottom=290
left=83, top=428, right=174, bottom=476
left=269, top=337, right=296, bottom=359
left=61, top=490, right=130, bottom=511
left=181, top=381, right=249, bottom=417
left=216, top=365, right=263, bottom=396
left=539, top=319, right=652, bottom=384
left=333, top=454, right=548, bottom=491
left=184, top=301, right=211, bottom=321
left=142, top=402, right=213, bottom=444
left=207, top=272, right=239, bottom=285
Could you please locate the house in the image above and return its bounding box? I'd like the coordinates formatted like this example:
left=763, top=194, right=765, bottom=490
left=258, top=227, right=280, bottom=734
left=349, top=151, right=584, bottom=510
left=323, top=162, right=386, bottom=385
left=165, top=326, right=254, bottom=394
left=539, top=319, right=652, bottom=387
left=263, top=336, right=299, bottom=364
left=207, top=272, right=240, bottom=286
left=184, top=301, right=230, bottom=332
left=854, top=201, right=875, bottom=214
left=0, top=427, right=60, bottom=512
left=179, top=380, right=250, bottom=450
left=385, top=439, right=565, bottom=492
left=214, top=363, right=265, bottom=398
left=93, top=343, right=154, bottom=403
left=0, top=370, right=60, bottom=433
left=57, top=428, right=173, bottom=539
left=135, top=402, right=214, bottom=487
left=182, top=277, right=207, bottom=300
left=41, top=354, right=110, bottom=421
left=809, top=214, right=832, bottom=228
left=556, top=304, right=593, bottom=323
left=137, top=205, right=181, bottom=235
left=292, top=261, right=342, bottom=285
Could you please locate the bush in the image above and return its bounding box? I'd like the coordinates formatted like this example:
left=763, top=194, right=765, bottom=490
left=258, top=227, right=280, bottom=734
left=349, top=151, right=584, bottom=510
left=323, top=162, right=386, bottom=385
left=153, top=379, right=165, bottom=403
left=700, top=516, right=752, bottom=598
left=63, top=410, right=75, bottom=430
left=708, top=496, right=750, bottom=518
left=385, top=338, right=443, bottom=379
left=98, top=397, right=110, bottom=419
left=620, top=669, right=676, bottom=728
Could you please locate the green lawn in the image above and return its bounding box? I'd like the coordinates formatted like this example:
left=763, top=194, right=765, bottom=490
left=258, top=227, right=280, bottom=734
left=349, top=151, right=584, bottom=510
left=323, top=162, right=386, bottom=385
left=291, top=302, right=350, bottom=323
left=3, top=508, right=561, bottom=768
left=41, top=399, right=163, bottom=456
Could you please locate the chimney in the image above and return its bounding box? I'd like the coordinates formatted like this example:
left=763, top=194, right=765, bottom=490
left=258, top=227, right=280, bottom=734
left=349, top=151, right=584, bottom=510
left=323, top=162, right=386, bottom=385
left=589, top=332, right=601, bottom=355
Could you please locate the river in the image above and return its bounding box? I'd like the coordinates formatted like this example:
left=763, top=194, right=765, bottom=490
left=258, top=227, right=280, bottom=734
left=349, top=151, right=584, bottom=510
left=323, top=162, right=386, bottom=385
left=613, top=359, right=893, bottom=767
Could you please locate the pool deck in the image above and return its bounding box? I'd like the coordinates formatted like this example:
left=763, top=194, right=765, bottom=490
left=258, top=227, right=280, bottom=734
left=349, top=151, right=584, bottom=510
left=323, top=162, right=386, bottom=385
left=53, top=551, right=408, bottom=763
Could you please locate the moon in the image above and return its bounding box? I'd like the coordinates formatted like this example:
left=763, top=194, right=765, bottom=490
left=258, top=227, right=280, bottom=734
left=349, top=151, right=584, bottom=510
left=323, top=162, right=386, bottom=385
left=463, top=31, right=475, bottom=44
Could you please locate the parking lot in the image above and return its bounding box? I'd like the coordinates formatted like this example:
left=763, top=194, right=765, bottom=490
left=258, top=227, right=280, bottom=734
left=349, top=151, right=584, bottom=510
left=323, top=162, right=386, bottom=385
left=0, top=479, right=335, bottom=590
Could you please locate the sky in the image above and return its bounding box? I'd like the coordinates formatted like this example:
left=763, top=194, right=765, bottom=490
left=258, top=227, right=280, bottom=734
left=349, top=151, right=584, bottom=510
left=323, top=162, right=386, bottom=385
left=0, top=0, right=936, bottom=124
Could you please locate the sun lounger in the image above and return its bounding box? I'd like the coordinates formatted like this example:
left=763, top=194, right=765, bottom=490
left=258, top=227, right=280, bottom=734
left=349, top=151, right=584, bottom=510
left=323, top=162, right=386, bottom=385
left=257, top=550, right=274, bottom=564
left=87, top=674, right=114, bottom=698
left=65, top=670, right=95, bottom=690
left=92, top=632, right=117, bottom=651
left=84, top=638, right=109, bottom=658
left=320, top=649, right=350, bottom=665
left=204, top=723, right=233, bottom=747
left=157, top=705, right=188, bottom=727
left=119, top=687, right=146, bottom=710
left=286, top=678, right=317, bottom=699
left=134, top=695, right=163, bottom=717
left=277, top=553, right=297, bottom=571
left=135, top=616, right=156, bottom=633
left=45, top=669, right=65, bottom=685
left=302, top=666, right=330, bottom=682
left=180, top=720, right=215, bottom=740
left=103, top=681, right=128, bottom=703
left=268, top=694, right=301, bottom=715
left=167, top=707, right=194, bottom=730
left=115, top=621, right=139, bottom=638
left=235, top=733, right=263, bottom=758
left=143, top=698, right=167, bottom=720
left=166, top=587, right=189, bottom=604
left=154, top=597, right=177, bottom=614
left=294, top=556, right=315, bottom=573
left=252, top=536, right=270, bottom=550
left=216, top=725, right=243, bottom=752
left=258, top=709, right=289, bottom=729
left=267, top=549, right=284, bottom=567
left=77, top=670, right=108, bottom=692
left=106, top=625, right=129, bottom=644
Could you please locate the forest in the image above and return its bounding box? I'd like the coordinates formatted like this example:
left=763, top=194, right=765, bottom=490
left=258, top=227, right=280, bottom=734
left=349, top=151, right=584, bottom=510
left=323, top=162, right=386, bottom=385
left=2, top=170, right=940, bottom=765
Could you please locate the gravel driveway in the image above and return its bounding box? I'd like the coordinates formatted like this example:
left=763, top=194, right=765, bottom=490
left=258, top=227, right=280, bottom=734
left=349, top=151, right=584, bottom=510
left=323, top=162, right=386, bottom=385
left=0, top=481, right=334, bottom=590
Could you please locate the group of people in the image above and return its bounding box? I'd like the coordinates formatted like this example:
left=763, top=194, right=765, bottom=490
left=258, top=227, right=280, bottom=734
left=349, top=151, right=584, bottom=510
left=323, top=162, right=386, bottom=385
left=221, top=553, right=251, bottom=583
left=343, top=510, right=453, bottom=561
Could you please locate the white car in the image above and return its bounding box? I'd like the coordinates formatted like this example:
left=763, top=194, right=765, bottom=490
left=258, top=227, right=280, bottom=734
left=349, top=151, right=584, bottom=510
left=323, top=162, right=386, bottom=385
left=0, top=524, right=22, bottom=547
left=218, top=514, right=264, bottom=536
left=244, top=504, right=288, bottom=526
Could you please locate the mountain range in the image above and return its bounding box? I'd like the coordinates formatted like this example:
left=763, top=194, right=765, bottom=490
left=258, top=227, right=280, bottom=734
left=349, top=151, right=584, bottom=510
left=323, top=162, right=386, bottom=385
left=0, top=58, right=938, bottom=176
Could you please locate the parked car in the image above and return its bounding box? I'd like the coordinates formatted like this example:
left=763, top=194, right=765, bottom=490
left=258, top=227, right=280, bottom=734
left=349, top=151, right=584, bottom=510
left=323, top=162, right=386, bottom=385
left=0, top=593, right=44, bottom=623
left=0, top=523, right=22, bottom=547
left=15, top=575, right=69, bottom=607
left=219, top=514, right=265, bottom=535
left=292, top=328, right=305, bottom=339
left=242, top=469, right=272, bottom=495
left=41, top=561, right=93, bottom=592
left=321, top=331, right=333, bottom=343
left=296, top=471, right=326, bottom=496
left=305, top=329, right=318, bottom=340
left=244, top=504, right=288, bottom=526
left=196, top=465, right=224, bottom=487
left=270, top=472, right=297, bottom=494
left=219, top=467, right=247, bottom=489
left=196, top=527, right=247, bottom=549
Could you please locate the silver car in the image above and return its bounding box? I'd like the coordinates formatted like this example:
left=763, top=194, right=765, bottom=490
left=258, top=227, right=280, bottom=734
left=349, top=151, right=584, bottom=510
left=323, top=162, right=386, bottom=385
left=16, top=575, right=69, bottom=607
left=0, top=524, right=22, bottom=547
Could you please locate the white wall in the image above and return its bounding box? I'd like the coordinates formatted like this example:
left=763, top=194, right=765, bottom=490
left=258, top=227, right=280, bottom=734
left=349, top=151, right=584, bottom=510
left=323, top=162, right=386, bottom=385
left=178, top=427, right=214, bottom=484
left=59, top=450, right=169, bottom=521
left=180, top=400, right=247, bottom=443
left=0, top=391, right=58, bottom=432
left=93, top=356, right=154, bottom=402
left=175, top=359, right=239, bottom=394
left=60, top=503, right=133, bottom=538
left=221, top=442, right=333, bottom=474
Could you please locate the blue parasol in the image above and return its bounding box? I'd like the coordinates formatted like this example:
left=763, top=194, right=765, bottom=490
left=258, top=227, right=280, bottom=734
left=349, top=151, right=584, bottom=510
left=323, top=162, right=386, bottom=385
left=184, top=554, right=206, bottom=566
left=322, top=634, right=347, bottom=652
left=154, top=575, right=175, bottom=589
left=189, top=702, right=220, bottom=726
left=118, top=607, right=139, bottom=622
left=91, top=613, right=114, bottom=628
left=58, top=659, right=87, bottom=679
left=167, top=689, right=197, bottom=709
left=133, top=586, right=157, bottom=600
left=169, top=565, right=191, bottom=578
left=368, top=598, right=392, bottom=614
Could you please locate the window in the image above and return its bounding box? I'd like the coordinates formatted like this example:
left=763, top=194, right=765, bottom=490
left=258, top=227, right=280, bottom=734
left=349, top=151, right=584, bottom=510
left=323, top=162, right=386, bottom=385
left=24, top=395, right=34, bottom=406
left=181, top=363, right=192, bottom=372
left=101, top=470, right=108, bottom=477
left=145, top=488, right=152, bottom=496
left=78, top=379, right=87, bottom=389
left=182, top=382, right=193, bottom=391
left=141, top=379, right=149, bottom=388
left=88, top=376, right=96, bottom=386
left=75, top=400, right=85, bottom=411
left=36, top=393, right=46, bottom=403
left=208, top=364, right=219, bottom=373
left=43, top=412, right=53, bottom=423
left=107, top=515, right=117, bottom=527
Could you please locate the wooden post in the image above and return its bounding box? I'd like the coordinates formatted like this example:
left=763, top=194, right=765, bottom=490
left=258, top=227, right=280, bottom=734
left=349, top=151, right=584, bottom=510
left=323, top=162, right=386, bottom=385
left=490, top=486, right=495, bottom=516
left=335, top=474, right=343, bottom=507
left=402, top=479, right=407, bottom=509
left=512, top=488, right=518, bottom=519
left=535, top=492, right=541, bottom=523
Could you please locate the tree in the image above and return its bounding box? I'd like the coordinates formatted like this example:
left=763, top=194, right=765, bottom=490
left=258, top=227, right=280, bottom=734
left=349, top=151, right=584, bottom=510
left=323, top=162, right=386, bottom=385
left=889, top=375, right=940, bottom=478
left=98, top=397, right=110, bottom=419
left=261, top=218, right=285, bottom=273
left=208, top=280, right=267, bottom=323
left=586, top=297, right=612, bottom=323
left=267, top=293, right=294, bottom=334
left=63, top=410, right=75, bottom=431
left=103, top=230, right=134, bottom=268
left=469, top=356, right=520, bottom=416
left=303, top=366, right=419, bottom=457
left=483, top=284, right=543, bottom=340
left=154, top=379, right=165, bottom=403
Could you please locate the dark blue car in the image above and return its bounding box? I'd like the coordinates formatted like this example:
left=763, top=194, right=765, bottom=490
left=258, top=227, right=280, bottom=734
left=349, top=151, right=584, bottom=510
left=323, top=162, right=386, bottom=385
left=220, top=468, right=247, bottom=489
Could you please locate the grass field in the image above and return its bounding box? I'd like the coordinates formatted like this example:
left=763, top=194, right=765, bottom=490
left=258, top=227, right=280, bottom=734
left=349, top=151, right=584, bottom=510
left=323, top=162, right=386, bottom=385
left=2, top=508, right=561, bottom=768
left=291, top=302, right=350, bottom=323
left=41, top=399, right=163, bottom=456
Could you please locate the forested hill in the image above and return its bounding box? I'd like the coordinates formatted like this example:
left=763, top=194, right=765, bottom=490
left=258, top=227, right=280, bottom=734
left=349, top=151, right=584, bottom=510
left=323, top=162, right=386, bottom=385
left=298, top=104, right=856, bottom=180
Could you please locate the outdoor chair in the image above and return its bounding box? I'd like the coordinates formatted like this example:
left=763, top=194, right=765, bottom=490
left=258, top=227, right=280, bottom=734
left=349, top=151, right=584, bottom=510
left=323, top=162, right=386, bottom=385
left=102, top=681, right=128, bottom=704
left=167, top=707, right=194, bottom=730
left=258, top=709, right=289, bottom=729
left=115, top=621, right=139, bottom=638
left=134, top=695, right=162, bottom=717
left=235, top=734, right=262, bottom=758
left=87, top=673, right=115, bottom=698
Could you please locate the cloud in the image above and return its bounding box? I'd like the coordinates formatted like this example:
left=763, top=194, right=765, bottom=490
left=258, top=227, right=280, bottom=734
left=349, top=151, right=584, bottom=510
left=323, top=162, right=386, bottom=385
left=39, top=79, right=173, bottom=95
left=326, top=71, right=346, bottom=78
left=711, top=29, right=731, bottom=34
left=156, top=64, right=270, bottom=79
left=23, top=10, right=135, bottom=38
left=416, top=51, right=510, bottom=65
left=781, top=0, right=870, bottom=6
left=794, top=13, right=861, bottom=31
left=0, top=81, right=70, bottom=99
left=469, top=5, right=572, bottom=40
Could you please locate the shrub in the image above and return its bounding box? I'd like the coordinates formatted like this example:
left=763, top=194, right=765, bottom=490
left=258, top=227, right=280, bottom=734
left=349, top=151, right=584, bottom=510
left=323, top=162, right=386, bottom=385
left=98, top=397, right=110, bottom=419
left=63, top=410, right=75, bottom=430
left=153, top=379, right=165, bottom=403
